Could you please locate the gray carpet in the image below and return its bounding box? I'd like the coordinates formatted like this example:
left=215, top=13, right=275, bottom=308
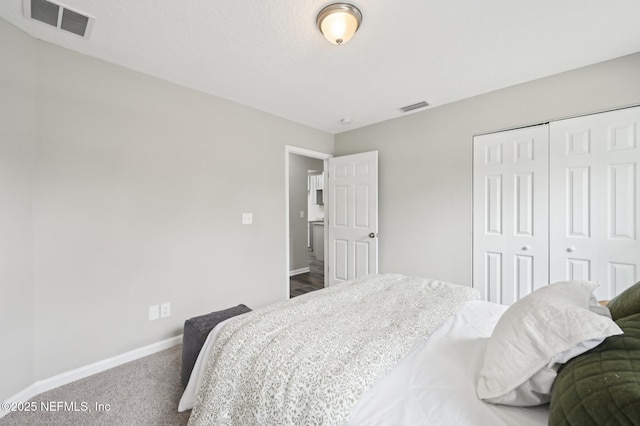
left=0, top=345, right=191, bottom=426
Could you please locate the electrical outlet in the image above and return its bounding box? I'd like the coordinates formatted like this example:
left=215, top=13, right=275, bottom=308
left=148, top=305, right=159, bottom=321
left=242, top=213, right=253, bottom=225
left=160, top=302, right=171, bottom=318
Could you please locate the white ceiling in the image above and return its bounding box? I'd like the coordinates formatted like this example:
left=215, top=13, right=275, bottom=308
left=2, top=0, right=640, bottom=134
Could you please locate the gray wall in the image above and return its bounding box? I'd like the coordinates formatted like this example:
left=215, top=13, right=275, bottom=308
left=335, top=52, right=640, bottom=287
left=289, top=154, right=324, bottom=273
left=1, top=18, right=334, bottom=399
left=0, top=19, right=36, bottom=401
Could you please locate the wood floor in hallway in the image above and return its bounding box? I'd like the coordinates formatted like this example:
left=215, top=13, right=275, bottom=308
left=290, top=253, right=324, bottom=298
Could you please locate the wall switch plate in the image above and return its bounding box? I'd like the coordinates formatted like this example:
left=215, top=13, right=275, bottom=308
left=160, top=302, right=171, bottom=318
left=242, top=213, right=253, bottom=225
left=300, top=211, right=305, bottom=218
left=148, top=305, right=159, bottom=321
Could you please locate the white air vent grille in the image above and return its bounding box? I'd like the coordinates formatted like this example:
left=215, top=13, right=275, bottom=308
left=24, top=0, right=94, bottom=38
left=61, top=7, right=90, bottom=36
left=30, top=0, right=58, bottom=27
left=400, top=101, right=430, bottom=113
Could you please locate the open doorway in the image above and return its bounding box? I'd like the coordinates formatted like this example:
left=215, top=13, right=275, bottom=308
left=285, top=146, right=332, bottom=298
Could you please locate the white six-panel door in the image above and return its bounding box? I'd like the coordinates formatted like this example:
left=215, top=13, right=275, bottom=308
left=550, top=106, right=640, bottom=299
left=327, top=151, right=378, bottom=286
left=473, top=125, right=549, bottom=304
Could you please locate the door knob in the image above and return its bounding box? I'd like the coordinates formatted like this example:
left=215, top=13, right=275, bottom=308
left=566, top=247, right=576, bottom=253
left=521, top=245, right=530, bottom=251
left=369, top=232, right=376, bottom=238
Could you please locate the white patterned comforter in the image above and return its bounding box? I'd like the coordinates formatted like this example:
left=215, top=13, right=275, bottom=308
left=188, top=273, right=479, bottom=426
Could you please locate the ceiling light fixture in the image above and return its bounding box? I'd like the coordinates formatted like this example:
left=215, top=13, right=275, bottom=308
left=316, top=3, right=362, bottom=46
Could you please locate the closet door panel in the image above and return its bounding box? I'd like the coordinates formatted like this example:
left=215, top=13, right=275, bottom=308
left=567, top=258, right=591, bottom=281
left=484, top=252, right=503, bottom=302
left=608, top=162, right=635, bottom=239
left=550, top=106, right=640, bottom=299
left=566, top=166, right=591, bottom=238
left=473, top=125, right=549, bottom=304
left=485, top=175, right=503, bottom=235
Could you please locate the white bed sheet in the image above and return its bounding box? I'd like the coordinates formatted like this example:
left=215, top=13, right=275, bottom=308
left=180, top=300, right=549, bottom=425
left=348, top=299, right=549, bottom=426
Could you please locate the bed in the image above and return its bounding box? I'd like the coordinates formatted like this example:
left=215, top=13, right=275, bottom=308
left=179, top=273, right=640, bottom=425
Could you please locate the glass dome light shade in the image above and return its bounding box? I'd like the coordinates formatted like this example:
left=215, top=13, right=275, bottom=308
left=317, top=3, right=362, bottom=45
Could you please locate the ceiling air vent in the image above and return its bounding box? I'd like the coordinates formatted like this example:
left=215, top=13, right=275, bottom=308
left=24, top=0, right=94, bottom=38
left=400, top=101, right=430, bottom=113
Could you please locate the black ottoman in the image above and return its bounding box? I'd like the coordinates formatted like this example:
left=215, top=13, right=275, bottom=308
left=181, top=304, right=252, bottom=387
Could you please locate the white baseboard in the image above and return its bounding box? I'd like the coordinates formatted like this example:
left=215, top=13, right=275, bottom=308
left=0, top=335, right=182, bottom=419
left=289, top=267, right=310, bottom=276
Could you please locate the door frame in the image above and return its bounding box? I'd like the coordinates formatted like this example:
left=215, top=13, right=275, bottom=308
left=285, top=145, right=333, bottom=299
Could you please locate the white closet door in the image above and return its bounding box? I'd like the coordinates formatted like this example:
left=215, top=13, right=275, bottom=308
left=550, top=106, right=640, bottom=299
left=473, top=125, right=549, bottom=304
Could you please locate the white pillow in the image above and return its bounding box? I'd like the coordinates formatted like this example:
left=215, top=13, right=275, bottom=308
left=476, top=280, right=623, bottom=406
